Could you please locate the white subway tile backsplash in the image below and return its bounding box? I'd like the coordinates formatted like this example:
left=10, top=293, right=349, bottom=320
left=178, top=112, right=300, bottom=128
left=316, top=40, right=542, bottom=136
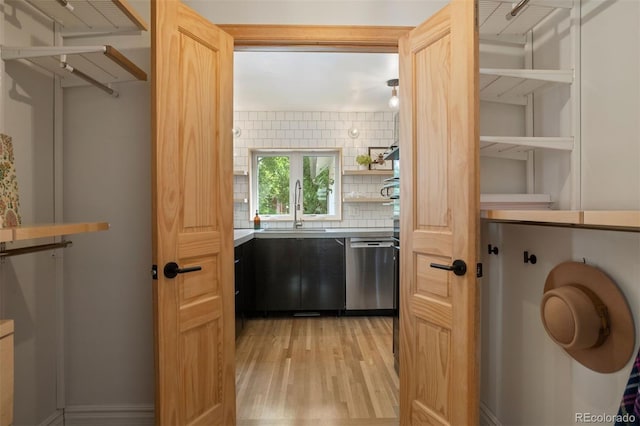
left=233, top=110, right=394, bottom=229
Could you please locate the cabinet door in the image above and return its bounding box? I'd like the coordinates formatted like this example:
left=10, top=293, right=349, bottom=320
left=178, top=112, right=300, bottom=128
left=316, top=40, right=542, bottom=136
left=241, top=240, right=256, bottom=315
left=256, top=239, right=301, bottom=311
left=234, top=246, right=243, bottom=338
left=300, top=238, right=345, bottom=310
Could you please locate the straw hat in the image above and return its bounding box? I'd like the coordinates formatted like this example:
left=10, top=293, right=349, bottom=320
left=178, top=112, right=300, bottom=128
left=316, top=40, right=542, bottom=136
left=540, top=261, right=635, bottom=373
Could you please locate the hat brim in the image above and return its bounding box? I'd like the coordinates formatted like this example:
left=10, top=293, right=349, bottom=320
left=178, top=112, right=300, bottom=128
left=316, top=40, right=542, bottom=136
left=543, top=261, right=635, bottom=373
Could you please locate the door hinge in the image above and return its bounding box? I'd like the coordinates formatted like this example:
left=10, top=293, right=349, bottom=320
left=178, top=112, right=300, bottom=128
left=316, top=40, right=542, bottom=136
left=152, top=264, right=158, bottom=280
left=476, top=262, right=483, bottom=278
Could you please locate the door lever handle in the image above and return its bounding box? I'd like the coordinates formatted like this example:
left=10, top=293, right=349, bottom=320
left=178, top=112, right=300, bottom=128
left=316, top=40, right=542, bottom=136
left=429, top=259, right=467, bottom=276
left=164, top=262, right=202, bottom=279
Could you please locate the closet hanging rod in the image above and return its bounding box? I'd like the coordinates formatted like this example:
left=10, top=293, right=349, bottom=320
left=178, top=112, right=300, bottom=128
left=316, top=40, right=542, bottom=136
left=61, top=62, right=119, bottom=97
left=506, top=0, right=530, bottom=20
left=55, top=0, right=74, bottom=12
left=0, top=241, right=72, bottom=258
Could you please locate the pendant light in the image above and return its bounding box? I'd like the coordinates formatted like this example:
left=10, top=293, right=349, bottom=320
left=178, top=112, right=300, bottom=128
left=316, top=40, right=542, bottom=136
left=387, top=78, right=399, bottom=110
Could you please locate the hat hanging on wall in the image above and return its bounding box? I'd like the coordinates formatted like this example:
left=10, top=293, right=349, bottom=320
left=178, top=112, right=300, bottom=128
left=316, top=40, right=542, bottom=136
left=540, top=261, right=635, bottom=373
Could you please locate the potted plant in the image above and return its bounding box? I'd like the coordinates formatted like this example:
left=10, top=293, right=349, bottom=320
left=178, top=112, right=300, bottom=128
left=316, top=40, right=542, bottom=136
left=355, top=154, right=372, bottom=170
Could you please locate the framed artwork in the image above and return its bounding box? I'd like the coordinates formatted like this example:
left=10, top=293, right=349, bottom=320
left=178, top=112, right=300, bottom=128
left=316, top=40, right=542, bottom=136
left=368, top=147, right=393, bottom=171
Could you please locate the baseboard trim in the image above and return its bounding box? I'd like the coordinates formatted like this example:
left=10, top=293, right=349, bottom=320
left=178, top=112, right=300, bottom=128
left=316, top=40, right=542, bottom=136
left=39, top=410, right=64, bottom=426
left=64, top=404, right=154, bottom=426
left=480, top=402, right=502, bottom=426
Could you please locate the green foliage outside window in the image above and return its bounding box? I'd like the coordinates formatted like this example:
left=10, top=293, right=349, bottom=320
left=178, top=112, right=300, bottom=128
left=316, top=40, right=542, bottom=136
left=257, top=156, right=290, bottom=214
left=303, top=156, right=334, bottom=214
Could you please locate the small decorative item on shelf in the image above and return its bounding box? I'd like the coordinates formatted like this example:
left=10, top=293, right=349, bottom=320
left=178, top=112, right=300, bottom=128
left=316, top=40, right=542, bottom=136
left=253, top=210, right=261, bottom=230
left=368, top=147, right=394, bottom=171
left=355, top=154, right=372, bottom=170
left=0, top=134, right=22, bottom=228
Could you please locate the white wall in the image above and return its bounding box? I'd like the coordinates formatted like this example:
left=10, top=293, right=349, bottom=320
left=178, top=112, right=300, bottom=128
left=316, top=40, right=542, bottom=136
left=0, top=1, right=61, bottom=424
left=481, top=2, right=640, bottom=425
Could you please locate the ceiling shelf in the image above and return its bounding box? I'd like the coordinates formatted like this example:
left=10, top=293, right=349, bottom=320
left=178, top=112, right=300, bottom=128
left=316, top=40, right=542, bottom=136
left=479, top=0, right=572, bottom=38
left=343, top=170, right=393, bottom=176
left=22, top=0, right=148, bottom=35
left=0, top=222, right=109, bottom=243
left=1, top=45, right=147, bottom=96
left=480, top=68, right=573, bottom=105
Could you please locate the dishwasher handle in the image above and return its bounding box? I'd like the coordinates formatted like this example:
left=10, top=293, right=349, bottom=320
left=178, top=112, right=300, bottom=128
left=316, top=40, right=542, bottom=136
left=350, top=242, right=395, bottom=249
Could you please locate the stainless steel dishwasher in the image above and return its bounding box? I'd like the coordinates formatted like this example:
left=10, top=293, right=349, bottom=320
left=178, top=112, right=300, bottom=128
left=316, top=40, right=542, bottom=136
left=345, top=237, right=395, bottom=310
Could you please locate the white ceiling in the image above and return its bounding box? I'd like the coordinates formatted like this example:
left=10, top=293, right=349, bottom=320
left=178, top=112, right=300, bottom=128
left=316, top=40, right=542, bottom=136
left=234, top=51, right=399, bottom=112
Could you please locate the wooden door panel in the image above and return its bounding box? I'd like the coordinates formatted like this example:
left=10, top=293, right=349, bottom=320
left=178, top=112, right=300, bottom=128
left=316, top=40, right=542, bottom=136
left=153, top=0, right=234, bottom=424
left=400, top=1, right=478, bottom=425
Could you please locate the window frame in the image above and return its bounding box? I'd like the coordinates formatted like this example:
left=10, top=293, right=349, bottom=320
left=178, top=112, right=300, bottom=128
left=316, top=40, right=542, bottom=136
left=250, top=148, right=342, bottom=222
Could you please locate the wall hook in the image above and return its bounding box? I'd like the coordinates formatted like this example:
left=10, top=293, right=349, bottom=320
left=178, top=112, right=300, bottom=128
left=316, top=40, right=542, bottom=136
left=488, top=244, right=499, bottom=255
left=524, top=251, right=537, bottom=264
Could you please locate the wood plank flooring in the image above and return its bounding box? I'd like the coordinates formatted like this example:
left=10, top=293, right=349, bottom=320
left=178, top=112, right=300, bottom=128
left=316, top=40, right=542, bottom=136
left=235, top=316, right=399, bottom=426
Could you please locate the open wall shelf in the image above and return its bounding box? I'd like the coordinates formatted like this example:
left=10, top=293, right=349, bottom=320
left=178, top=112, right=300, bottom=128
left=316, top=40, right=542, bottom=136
left=0, top=222, right=109, bottom=243
left=1, top=45, right=147, bottom=96
left=481, top=210, right=640, bottom=231
left=343, top=170, right=393, bottom=176
left=480, top=68, right=573, bottom=105
left=22, top=0, right=148, bottom=35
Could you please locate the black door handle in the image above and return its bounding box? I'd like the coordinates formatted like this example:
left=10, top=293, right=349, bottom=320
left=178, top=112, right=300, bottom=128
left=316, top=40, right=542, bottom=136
left=164, top=262, right=202, bottom=279
left=429, top=259, right=467, bottom=276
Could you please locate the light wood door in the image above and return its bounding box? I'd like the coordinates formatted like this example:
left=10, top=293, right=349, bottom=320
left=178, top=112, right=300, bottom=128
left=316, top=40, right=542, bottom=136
left=151, top=1, right=235, bottom=425
left=398, top=1, right=479, bottom=425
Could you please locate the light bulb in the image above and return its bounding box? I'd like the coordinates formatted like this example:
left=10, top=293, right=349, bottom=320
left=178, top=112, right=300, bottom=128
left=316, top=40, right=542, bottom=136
left=388, top=95, right=399, bottom=110
left=388, top=86, right=399, bottom=110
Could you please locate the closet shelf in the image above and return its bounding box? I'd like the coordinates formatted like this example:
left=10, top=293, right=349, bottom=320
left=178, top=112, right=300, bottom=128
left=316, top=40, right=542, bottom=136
left=22, top=0, right=148, bottom=35
left=0, top=222, right=109, bottom=243
left=343, top=170, right=393, bottom=176
left=480, top=193, right=552, bottom=210
left=479, top=0, right=572, bottom=39
left=1, top=45, right=147, bottom=96
left=480, top=136, right=574, bottom=159
left=482, top=210, right=640, bottom=231
left=480, top=68, right=573, bottom=105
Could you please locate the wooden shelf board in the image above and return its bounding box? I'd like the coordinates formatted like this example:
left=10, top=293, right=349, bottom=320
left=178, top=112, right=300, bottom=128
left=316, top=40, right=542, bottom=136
left=233, top=198, right=248, bottom=204
left=0, top=222, right=109, bottom=243
left=0, top=320, right=14, bottom=339
left=479, top=0, right=571, bottom=37
left=23, top=0, right=148, bottom=34
left=583, top=211, right=640, bottom=230
left=2, top=46, right=147, bottom=89
left=481, top=209, right=583, bottom=225
left=343, top=198, right=390, bottom=203
left=0, top=228, right=12, bottom=242
left=343, top=170, right=393, bottom=176
left=233, top=170, right=248, bottom=176
left=480, top=69, right=572, bottom=105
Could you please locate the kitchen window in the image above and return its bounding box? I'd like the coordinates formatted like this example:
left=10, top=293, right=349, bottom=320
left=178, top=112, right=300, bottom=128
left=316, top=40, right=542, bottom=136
left=250, top=149, right=342, bottom=221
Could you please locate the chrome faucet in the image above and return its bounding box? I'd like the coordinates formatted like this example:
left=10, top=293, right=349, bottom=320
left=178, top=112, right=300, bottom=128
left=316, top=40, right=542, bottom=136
left=294, top=179, right=303, bottom=228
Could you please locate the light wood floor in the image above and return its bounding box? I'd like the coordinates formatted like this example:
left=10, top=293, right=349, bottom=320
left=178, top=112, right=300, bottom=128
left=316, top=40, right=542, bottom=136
left=235, top=316, right=399, bottom=426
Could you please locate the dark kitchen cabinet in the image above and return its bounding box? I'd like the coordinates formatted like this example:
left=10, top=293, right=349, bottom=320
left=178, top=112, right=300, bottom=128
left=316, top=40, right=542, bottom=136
left=234, top=239, right=255, bottom=337
left=300, top=238, right=345, bottom=310
left=256, top=238, right=301, bottom=311
left=255, top=237, right=345, bottom=312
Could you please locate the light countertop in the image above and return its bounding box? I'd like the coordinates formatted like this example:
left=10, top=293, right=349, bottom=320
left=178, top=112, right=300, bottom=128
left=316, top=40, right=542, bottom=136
left=234, top=228, right=394, bottom=246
